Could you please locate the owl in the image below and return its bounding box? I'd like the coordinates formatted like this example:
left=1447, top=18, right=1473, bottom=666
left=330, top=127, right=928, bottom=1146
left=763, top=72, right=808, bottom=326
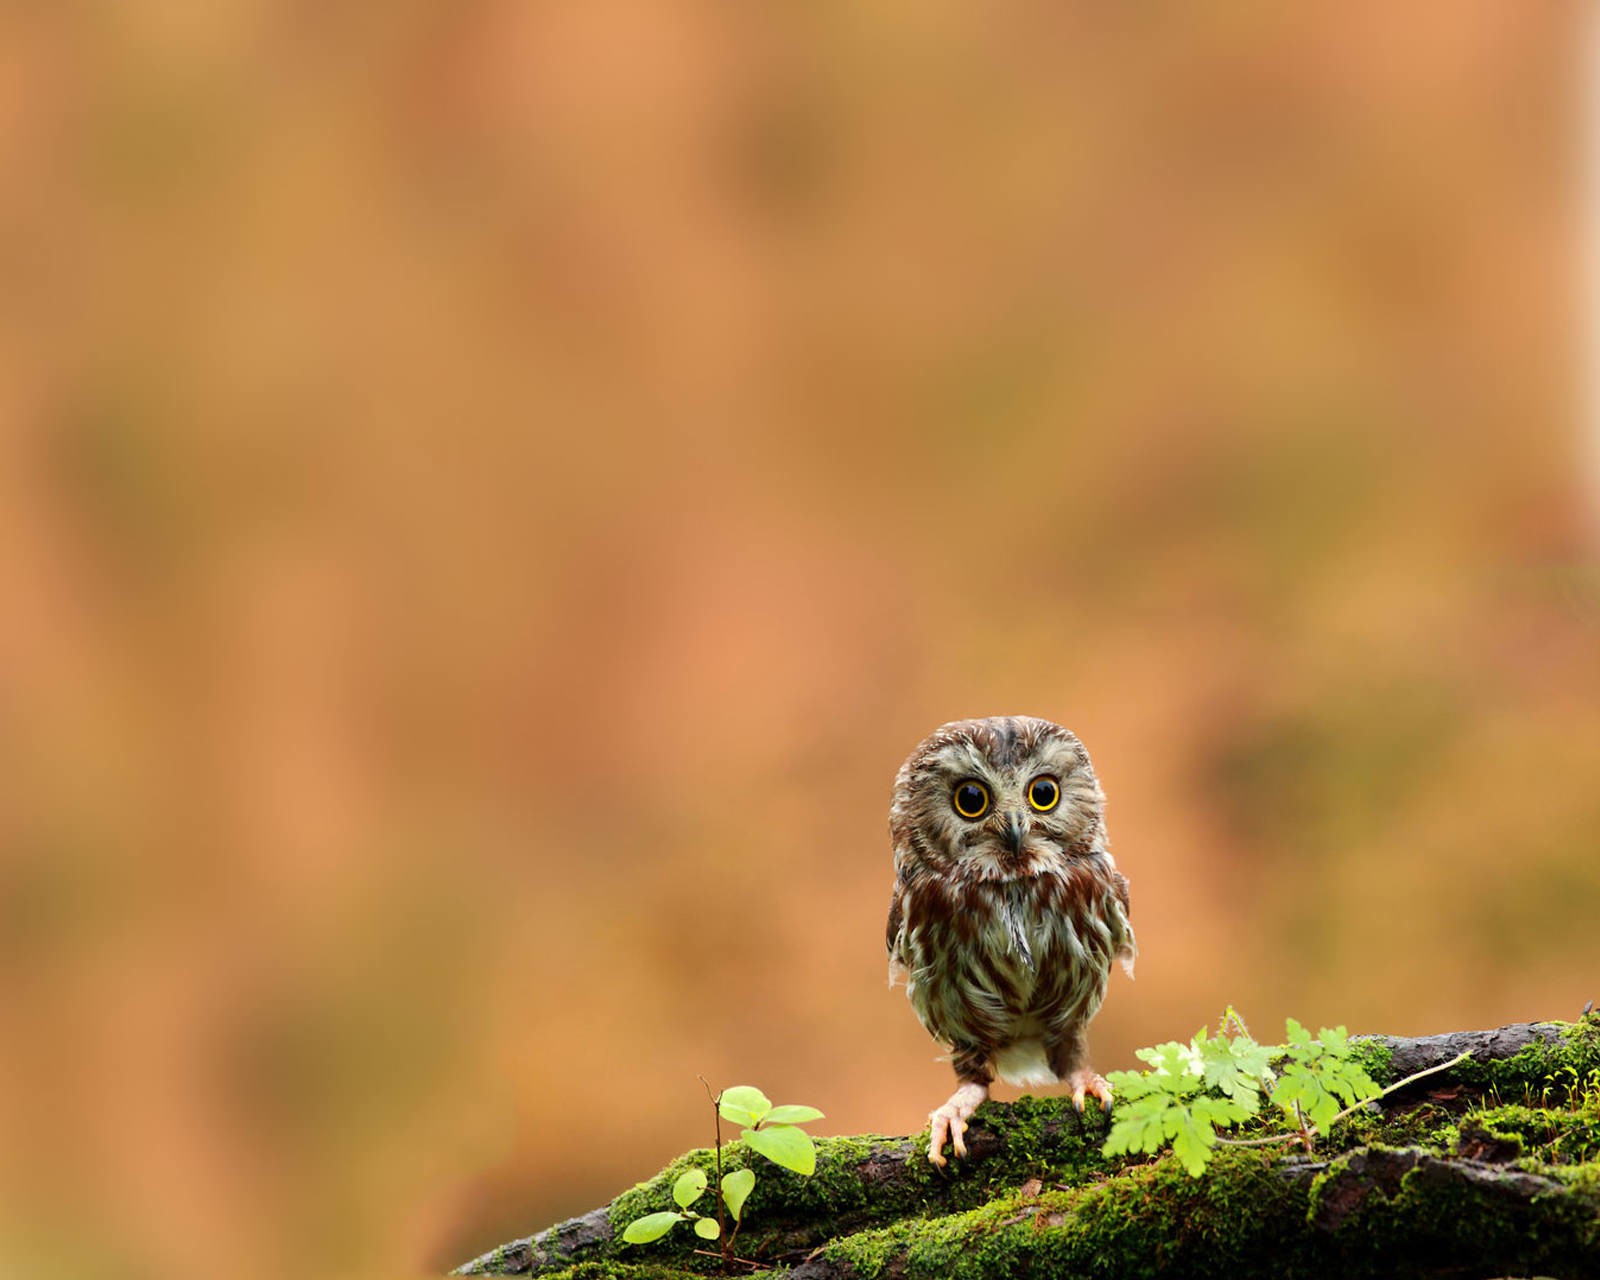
left=885, top=716, right=1135, bottom=1166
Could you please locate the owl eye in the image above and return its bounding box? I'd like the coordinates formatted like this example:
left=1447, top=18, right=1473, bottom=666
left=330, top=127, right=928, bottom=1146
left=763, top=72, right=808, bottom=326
left=1027, top=775, right=1061, bottom=813
left=951, top=780, right=990, bottom=820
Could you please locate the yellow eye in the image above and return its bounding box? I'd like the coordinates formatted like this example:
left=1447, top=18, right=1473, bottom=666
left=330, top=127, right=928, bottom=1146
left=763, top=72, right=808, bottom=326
left=951, top=780, right=990, bottom=820
left=1027, top=775, right=1061, bottom=813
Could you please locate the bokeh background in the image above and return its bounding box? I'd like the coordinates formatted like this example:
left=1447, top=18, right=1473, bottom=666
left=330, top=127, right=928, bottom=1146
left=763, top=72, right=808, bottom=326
left=2, top=4, right=1598, bottom=1278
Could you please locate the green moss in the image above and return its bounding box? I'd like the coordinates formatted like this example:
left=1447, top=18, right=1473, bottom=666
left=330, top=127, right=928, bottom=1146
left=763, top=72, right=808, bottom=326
left=820, top=1148, right=1310, bottom=1279
left=1307, top=1146, right=1600, bottom=1277
left=538, top=1264, right=708, bottom=1280
left=817, top=1133, right=1600, bottom=1280
left=1455, top=1017, right=1600, bottom=1100
left=1469, top=1103, right=1600, bottom=1165
left=807, top=1026, right=1600, bottom=1280
left=1347, top=1036, right=1394, bottom=1085
left=1335, top=1100, right=1458, bottom=1154
left=604, top=1099, right=1122, bottom=1269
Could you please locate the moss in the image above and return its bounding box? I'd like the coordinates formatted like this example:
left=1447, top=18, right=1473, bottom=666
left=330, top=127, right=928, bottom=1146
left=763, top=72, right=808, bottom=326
left=1347, top=1036, right=1394, bottom=1085
left=1335, top=1100, right=1458, bottom=1154
left=817, top=1135, right=1600, bottom=1280
left=1470, top=1103, right=1600, bottom=1166
left=806, top=1024, right=1600, bottom=1280
left=819, top=1148, right=1310, bottom=1279
left=538, top=1265, right=709, bottom=1280
left=603, top=1099, right=1122, bottom=1270
left=1456, top=1017, right=1600, bottom=1100
left=1307, top=1146, right=1600, bottom=1277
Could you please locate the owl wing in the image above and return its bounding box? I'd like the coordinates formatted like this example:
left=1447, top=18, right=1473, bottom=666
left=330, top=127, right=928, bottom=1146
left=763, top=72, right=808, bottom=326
left=885, top=879, right=909, bottom=985
left=1110, top=868, right=1137, bottom=975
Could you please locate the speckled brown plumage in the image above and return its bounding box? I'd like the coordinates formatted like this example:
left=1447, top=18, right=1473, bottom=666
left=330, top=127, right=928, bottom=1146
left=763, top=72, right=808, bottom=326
left=886, top=716, right=1135, bottom=1164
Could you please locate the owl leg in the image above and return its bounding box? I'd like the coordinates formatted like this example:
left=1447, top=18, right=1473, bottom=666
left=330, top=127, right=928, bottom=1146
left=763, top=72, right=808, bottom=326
left=1048, top=1028, right=1113, bottom=1115
left=928, top=1047, right=992, bottom=1167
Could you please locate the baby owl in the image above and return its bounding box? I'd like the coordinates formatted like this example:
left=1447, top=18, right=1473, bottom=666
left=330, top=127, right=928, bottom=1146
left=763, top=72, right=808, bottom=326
left=886, top=716, right=1135, bottom=1166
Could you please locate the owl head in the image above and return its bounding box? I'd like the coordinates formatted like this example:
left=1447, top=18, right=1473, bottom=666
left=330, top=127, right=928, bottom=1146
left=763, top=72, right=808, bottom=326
left=889, top=716, right=1106, bottom=881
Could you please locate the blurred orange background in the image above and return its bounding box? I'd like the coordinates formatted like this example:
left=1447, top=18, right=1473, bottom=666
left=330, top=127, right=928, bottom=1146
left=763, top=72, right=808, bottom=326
left=2, top=4, right=1597, bottom=1278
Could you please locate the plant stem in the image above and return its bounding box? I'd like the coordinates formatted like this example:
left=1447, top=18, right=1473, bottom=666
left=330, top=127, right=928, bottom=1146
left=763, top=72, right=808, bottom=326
left=690, top=1248, right=765, bottom=1270
left=1338, top=1047, right=1473, bottom=1121
left=699, top=1077, right=728, bottom=1268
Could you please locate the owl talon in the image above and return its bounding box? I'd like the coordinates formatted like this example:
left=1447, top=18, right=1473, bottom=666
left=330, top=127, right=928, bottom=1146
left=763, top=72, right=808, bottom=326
left=1067, top=1069, right=1113, bottom=1116
left=927, top=1082, right=988, bottom=1166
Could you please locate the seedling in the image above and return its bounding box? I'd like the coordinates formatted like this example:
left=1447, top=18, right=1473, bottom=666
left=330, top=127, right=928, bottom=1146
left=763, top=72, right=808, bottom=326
left=621, top=1081, right=823, bottom=1270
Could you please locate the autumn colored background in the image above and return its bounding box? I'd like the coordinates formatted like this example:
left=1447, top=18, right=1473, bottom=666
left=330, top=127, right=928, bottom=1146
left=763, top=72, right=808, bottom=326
left=2, top=5, right=1597, bottom=1278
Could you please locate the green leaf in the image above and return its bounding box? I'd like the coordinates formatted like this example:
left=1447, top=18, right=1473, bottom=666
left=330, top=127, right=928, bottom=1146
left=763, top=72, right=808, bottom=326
left=693, top=1217, right=721, bottom=1240
left=1329, top=1061, right=1381, bottom=1108
left=764, top=1104, right=825, bottom=1125
left=622, top=1212, right=684, bottom=1244
left=1104, top=1068, right=1166, bottom=1101
left=744, top=1123, right=816, bottom=1175
left=1318, top=1025, right=1350, bottom=1054
left=1136, top=1040, right=1200, bottom=1078
left=1197, top=1032, right=1267, bottom=1111
left=1166, top=1106, right=1218, bottom=1177
left=1192, top=1094, right=1253, bottom=1127
left=1104, top=1094, right=1173, bottom=1158
left=1304, top=1084, right=1340, bottom=1132
left=718, top=1086, right=773, bottom=1128
left=1271, top=1070, right=1308, bottom=1111
left=721, top=1168, right=756, bottom=1222
left=672, top=1169, right=707, bottom=1209
left=1106, top=1010, right=1384, bottom=1176
left=1274, top=1063, right=1335, bottom=1130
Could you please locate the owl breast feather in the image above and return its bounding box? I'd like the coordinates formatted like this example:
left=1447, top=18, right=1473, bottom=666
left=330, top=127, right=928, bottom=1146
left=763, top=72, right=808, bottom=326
left=894, top=862, right=1133, bottom=1059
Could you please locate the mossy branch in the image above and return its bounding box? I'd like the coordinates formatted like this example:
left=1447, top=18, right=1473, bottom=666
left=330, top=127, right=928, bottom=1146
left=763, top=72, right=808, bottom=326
left=454, top=1018, right=1599, bottom=1279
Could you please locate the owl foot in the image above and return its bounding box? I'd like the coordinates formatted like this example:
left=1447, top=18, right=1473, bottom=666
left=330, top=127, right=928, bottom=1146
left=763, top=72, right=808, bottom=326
left=927, top=1081, right=989, bottom=1166
left=1066, top=1068, right=1114, bottom=1115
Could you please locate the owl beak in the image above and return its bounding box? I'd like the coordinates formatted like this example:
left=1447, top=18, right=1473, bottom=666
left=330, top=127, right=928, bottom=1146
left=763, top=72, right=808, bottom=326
left=1001, top=813, right=1027, bottom=856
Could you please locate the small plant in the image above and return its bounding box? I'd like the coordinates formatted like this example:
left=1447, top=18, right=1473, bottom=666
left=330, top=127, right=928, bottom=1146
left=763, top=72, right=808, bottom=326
left=621, top=1081, right=823, bottom=1270
left=1104, top=1008, right=1467, bottom=1176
